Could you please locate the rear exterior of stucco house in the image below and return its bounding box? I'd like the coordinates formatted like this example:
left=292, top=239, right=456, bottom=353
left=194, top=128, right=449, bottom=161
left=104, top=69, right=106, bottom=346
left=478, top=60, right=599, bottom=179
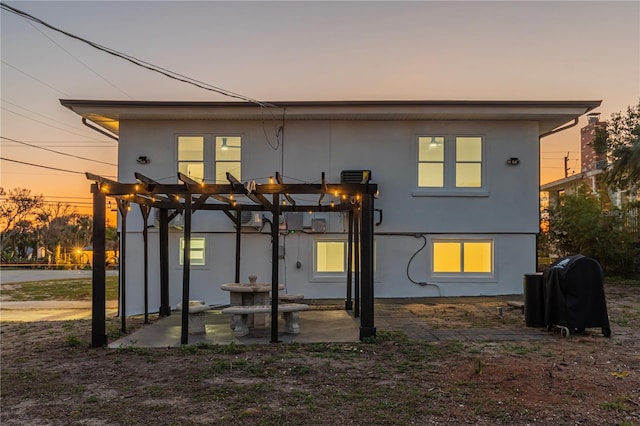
left=62, top=100, right=600, bottom=316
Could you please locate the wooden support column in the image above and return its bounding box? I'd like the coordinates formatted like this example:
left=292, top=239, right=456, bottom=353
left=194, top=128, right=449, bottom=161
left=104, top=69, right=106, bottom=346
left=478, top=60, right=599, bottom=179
left=180, top=196, right=192, bottom=345
left=139, top=205, right=151, bottom=324
left=235, top=207, right=241, bottom=283
left=345, top=208, right=354, bottom=311
left=359, top=193, right=376, bottom=340
left=116, top=199, right=130, bottom=334
left=91, top=187, right=107, bottom=347
left=354, top=207, right=360, bottom=318
left=270, top=192, right=281, bottom=343
left=158, top=209, right=170, bottom=317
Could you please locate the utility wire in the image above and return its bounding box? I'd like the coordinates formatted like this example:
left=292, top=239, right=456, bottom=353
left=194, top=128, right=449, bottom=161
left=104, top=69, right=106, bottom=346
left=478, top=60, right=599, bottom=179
left=2, top=99, right=108, bottom=139
left=24, top=19, right=132, bottom=99
left=0, top=136, right=117, bottom=166
left=1, top=106, right=109, bottom=141
left=1, top=59, right=72, bottom=97
left=1, top=157, right=85, bottom=174
left=1, top=2, right=278, bottom=109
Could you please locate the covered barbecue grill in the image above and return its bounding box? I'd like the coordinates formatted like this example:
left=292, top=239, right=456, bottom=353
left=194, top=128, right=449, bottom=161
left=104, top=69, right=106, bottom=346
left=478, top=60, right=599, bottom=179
left=543, top=255, right=611, bottom=338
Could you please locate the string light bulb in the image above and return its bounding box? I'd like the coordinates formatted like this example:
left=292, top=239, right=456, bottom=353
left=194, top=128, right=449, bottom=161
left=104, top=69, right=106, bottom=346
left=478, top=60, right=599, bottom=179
left=269, top=176, right=274, bottom=184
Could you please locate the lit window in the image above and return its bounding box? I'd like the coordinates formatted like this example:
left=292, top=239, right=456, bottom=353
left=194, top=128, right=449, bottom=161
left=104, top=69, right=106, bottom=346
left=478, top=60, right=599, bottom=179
left=417, top=135, right=483, bottom=190
left=215, top=136, right=241, bottom=183
left=179, top=238, right=206, bottom=266
left=432, top=240, right=492, bottom=274
left=178, top=136, right=204, bottom=182
left=316, top=241, right=345, bottom=273
left=418, top=136, right=445, bottom=187
left=456, top=137, right=482, bottom=187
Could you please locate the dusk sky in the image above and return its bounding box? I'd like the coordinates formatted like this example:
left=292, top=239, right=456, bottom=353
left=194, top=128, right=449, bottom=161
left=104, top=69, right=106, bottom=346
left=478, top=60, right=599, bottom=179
left=1, top=1, right=638, bottom=217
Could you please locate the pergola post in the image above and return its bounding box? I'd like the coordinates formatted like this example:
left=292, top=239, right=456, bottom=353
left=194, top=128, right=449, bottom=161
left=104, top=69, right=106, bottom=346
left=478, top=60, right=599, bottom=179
left=91, top=186, right=107, bottom=347
left=270, top=192, right=281, bottom=343
left=359, top=193, right=376, bottom=339
left=235, top=206, right=241, bottom=283
left=345, top=208, right=354, bottom=311
left=354, top=207, right=360, bottom=318
left=180, top=195, right=192, bottom=345
left=139, top=205, right=151, bottom=324
left=116, top=199, right=129, bottom=334
left=158, top=208, right=170, bottom=317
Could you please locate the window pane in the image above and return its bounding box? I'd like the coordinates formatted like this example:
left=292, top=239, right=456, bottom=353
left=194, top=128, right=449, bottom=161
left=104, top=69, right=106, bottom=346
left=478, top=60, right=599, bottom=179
left=456, top=163, right=481, bottom=187
left=418, top=163, right=444, bottom=187
left=456, top=137, right=482, bottom=161
left=418, top=137, right=444, bottom=161
left=179, top=238, right=205, bottom=266
left=179, top=162, right=204, bottom=181
left=433, top=242, right=461, bottom=272
left=464, top=242, right=492, bottom=272
left=215, top=161, right=241, bottom=183
left=178, top=136, right=204, bottom=161
left=317, top=242, right=345, bottom=272
left=216, top=136, right=241, bottom=161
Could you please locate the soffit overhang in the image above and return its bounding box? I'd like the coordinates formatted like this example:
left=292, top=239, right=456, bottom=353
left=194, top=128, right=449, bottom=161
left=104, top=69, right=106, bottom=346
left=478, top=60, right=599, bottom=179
left=60, top=99, right=602, bottom=138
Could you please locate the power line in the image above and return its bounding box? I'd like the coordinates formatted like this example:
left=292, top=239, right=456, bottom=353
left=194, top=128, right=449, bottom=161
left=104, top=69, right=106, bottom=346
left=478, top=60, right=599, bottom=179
left=0, top=136, right=117, bottom=166
left=1, top=99, right=110, bottom=139
left=1, top=156, right=85, bottom=174
left=24, top=19, right=132, bottom=99
left=1, top=106, right=108, bottom=141
left=1, top=3, right=278, bottom=109
left=1, top=59, right=72, bottom=97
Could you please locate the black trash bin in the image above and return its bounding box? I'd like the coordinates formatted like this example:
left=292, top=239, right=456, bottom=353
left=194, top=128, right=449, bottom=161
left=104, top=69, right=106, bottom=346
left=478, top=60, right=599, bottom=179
left=543, top=255, right=611, bottom=337
left=523, top=273, right=545, bottom=327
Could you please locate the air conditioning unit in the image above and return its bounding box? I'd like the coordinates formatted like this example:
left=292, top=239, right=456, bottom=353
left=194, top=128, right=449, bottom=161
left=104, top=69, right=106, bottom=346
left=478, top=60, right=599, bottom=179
left=154, top=208, right=184, bottom=230
left=240, top=211, right=263, bottom=228
left=340, top=170, right=372, bottom=183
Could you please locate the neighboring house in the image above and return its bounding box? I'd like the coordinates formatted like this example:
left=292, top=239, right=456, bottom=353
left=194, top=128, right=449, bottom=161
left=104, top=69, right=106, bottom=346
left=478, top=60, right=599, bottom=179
left=62, top=99, right=600, bottom=316
left=541, top=113, right=609, bottom=206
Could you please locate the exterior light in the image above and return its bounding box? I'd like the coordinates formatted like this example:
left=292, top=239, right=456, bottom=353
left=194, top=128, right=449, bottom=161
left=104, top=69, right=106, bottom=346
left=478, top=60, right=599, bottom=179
left=506, top=157, right=520, bottom=166
left=221, top=137, right=229, bottom=151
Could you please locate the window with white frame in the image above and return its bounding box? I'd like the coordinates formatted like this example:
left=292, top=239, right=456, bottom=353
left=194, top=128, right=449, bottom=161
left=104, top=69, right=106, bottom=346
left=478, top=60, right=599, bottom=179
left=177, top=135, right=242, bottom=183
left=312, top=239, right=375, bottom=280
left=178, top=136, right=204, bottom=182
left=431, top=239, right=493, bottom=275
left=215, top=136, right=242, bottom=182
left=179, top=237, right=206, bottom=266
left=417, top=136, right=483, bottom=190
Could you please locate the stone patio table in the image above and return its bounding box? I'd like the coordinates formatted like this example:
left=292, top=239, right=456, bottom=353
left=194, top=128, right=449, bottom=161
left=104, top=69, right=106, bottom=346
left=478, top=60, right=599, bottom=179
left=221, top=282, right=285, bottom=328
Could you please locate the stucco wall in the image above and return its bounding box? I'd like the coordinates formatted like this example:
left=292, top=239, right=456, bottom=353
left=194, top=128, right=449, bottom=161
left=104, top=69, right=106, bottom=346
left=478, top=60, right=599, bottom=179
left=115, top=118, right=540, bottom=314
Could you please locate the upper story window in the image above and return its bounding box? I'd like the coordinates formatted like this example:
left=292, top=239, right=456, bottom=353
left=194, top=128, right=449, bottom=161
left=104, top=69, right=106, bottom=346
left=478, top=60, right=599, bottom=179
left=417, top=135, right=484, bottom=193
left=178, top=136, right=204, bottom=181
left=177, top=135, right=242, bottom=183
left=215, top=136, right=242, bottom=182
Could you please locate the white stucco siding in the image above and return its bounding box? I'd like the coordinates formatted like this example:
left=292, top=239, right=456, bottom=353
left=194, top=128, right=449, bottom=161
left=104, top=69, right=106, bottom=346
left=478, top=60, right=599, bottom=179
left=120, top=231, right=536, bottom=315
left=115, top=117, right=542, bottom=314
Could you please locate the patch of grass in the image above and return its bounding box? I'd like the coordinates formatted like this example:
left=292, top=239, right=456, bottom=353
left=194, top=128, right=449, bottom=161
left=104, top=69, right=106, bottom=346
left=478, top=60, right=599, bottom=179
left=1, top=276, right=119, bottom=301
left=601, top=395, right=630, bottom=412
left=501, top=343, right=540, bottom=356
left=66, top=335, right=82, bottom=347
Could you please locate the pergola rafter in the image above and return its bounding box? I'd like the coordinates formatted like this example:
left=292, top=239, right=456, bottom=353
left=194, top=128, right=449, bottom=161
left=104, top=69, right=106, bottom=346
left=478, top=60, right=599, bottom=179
left=87, top=171, right=377, bottom=346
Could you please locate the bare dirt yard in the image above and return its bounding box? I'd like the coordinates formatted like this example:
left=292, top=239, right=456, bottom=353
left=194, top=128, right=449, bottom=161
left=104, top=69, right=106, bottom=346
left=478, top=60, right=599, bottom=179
left=1, top=278, right=639, bottom=425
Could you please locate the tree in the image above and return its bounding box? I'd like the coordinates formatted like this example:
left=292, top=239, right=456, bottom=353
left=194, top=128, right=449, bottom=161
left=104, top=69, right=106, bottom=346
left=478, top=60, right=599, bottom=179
left=0, top=187, right=43, bottom=252
left=594, top=100, right=640, bottom=192
left=547, top=187, right=634, bottom=272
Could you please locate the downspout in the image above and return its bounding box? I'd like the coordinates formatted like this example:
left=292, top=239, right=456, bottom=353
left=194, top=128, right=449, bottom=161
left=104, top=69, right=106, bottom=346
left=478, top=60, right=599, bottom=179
left=82, top=118, right=119, bottom=141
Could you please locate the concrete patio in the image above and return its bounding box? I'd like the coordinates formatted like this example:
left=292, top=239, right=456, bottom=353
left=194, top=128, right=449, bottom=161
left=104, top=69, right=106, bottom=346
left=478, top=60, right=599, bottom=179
left=109, top=297, right=553, bottom=348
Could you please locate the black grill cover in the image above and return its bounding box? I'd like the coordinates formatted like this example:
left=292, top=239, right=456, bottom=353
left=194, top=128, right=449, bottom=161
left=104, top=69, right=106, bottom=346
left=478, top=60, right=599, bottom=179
left=543, top=255, right=610, bottom=330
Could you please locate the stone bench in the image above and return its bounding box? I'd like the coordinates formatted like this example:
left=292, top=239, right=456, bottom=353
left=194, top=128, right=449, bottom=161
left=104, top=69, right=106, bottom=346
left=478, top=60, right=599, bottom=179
left=221, top=303, right=309, bottom=337
left=278, top=294, right=304, bottom=303
left=176, top=300, right=210, bottom=335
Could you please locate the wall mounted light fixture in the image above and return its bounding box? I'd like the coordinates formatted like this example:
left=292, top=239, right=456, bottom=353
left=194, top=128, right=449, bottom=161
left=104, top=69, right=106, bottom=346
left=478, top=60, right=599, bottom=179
left=137, top=156, right=150, bottom=164
left=506, top=157, right=520, bottom=166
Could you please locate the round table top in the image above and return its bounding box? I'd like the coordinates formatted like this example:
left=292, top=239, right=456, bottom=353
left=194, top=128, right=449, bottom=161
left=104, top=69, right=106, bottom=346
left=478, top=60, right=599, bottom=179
left=221, top=283, right=285, bottom=292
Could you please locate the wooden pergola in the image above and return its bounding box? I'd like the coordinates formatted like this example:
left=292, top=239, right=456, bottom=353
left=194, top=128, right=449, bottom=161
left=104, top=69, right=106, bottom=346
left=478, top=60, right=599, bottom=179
left=87, top=171, right=378, bottom=347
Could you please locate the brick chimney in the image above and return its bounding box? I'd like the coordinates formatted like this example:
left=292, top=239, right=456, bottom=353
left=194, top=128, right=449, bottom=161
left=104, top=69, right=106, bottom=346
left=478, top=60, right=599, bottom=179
left=580, top=113, right=606, bottom=172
